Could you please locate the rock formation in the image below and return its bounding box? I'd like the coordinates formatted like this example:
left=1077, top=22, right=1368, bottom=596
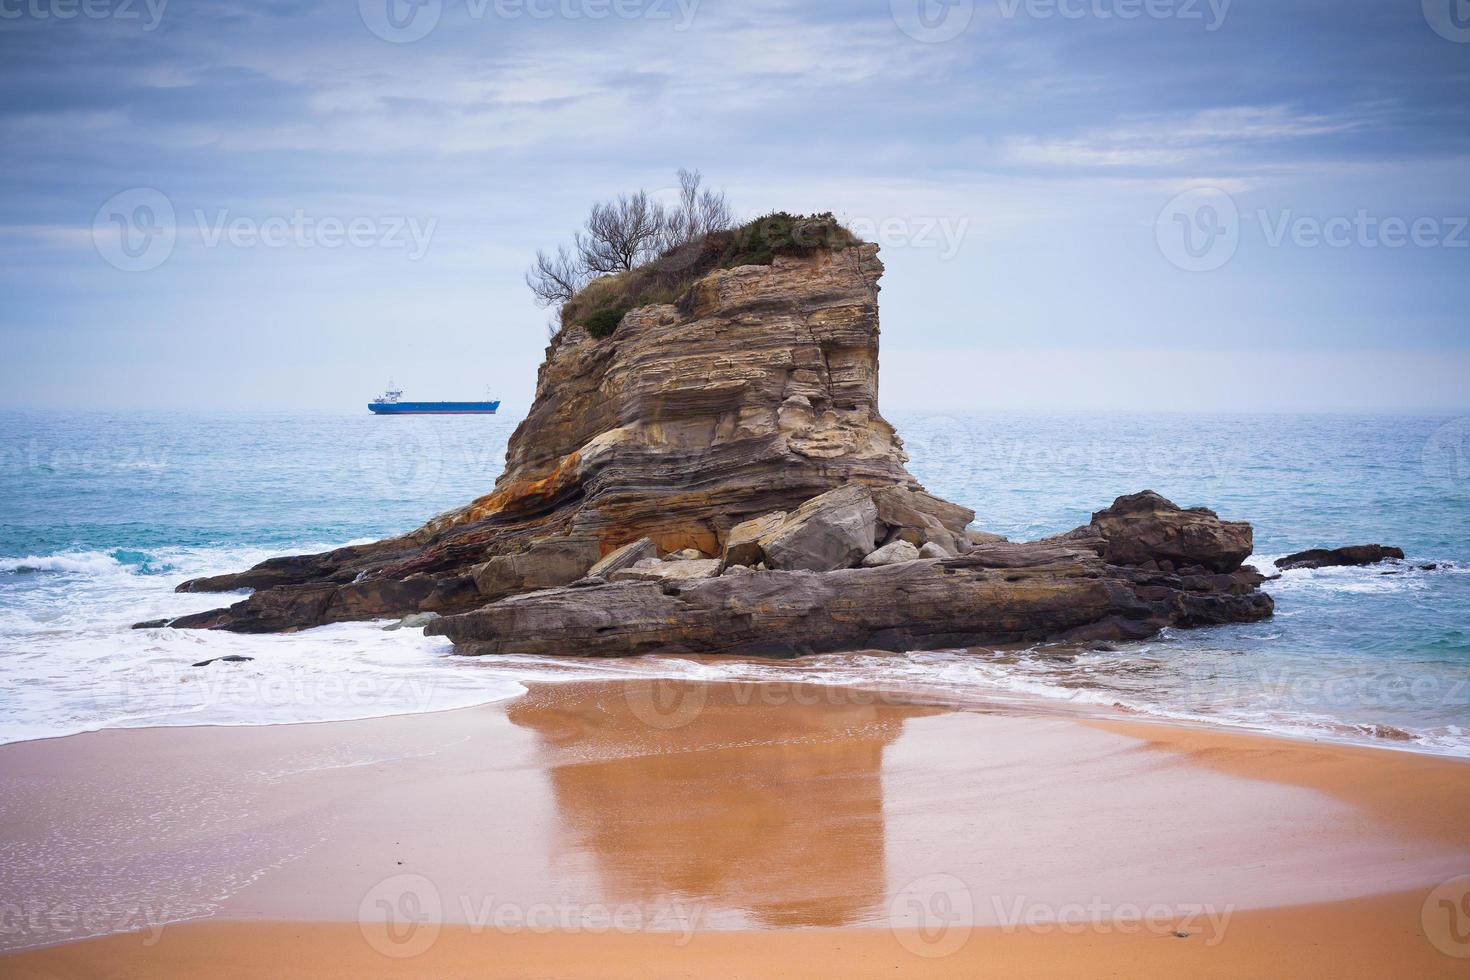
left=1275, top=545, right=1405, bottom=571
left=426, top=493, right=1272, bottom=657
left=165, top=242, right=1274, bottom=651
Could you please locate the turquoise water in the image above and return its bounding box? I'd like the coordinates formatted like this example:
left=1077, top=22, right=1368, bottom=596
left=1, top=411, right=1468, bottom=751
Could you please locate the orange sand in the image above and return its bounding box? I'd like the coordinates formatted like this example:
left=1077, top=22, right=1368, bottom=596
left=2, top=679, right=1469, bottom=977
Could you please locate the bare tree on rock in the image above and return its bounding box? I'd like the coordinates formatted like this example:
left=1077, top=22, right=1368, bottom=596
left=525, top=244, right=588, bottom=308
left=661, top=168, right=735, bottom=252
left=576, top=190, right=667, bottom=274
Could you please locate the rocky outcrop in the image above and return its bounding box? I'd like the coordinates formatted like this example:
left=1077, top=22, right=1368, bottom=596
left=170, top=245, right=921, bottom=633
left=608, top=558, right=722, bottom=583
left=427, top=530, right=1273, bottom=658
left=163, top=241, right=1274, bottom=652
left=756, top=484, right=878, bottom=572
left=1275, top=545, right=1405, bottom=570
left=1055, top=490, right=1253, bottom=574
left=588, top=538, right=656, bottom=578
left=873, top=485, right=973, bottom=554
left=862, top=540, right=920, bottom=567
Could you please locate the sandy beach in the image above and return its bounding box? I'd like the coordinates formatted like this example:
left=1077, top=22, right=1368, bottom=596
left=3, top=678, right=1469, bottom=977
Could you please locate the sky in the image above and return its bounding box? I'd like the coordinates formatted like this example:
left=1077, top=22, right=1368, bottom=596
left=1, top=0, right=1467, bottom=412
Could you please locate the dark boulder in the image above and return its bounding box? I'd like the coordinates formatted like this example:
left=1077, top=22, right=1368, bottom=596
left=1274, top=545, right=1405, bottom=571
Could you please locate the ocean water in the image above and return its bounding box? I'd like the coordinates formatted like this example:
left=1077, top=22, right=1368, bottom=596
left=1, top=410, right=1467, bottom=753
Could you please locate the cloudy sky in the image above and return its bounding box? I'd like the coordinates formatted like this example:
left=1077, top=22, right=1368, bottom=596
left=1, top=0, right=1467, bottom=412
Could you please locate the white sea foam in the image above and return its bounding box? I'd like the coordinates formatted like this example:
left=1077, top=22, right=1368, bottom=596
left=3, top=541, right=1468, bottom=756
left=0, top=542, right=525, bottom=745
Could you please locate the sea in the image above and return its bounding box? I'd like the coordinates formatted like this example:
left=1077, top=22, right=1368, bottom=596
left=1, top=410, right=1468, bottom=754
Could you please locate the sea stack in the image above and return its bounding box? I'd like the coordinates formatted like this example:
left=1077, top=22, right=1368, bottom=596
left=168, top=238, right=1273, bottom=647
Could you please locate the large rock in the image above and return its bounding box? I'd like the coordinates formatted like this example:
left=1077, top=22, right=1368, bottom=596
left=472, top=537, right=601, bottom=600
left=1086, top=491, right=1253, bottom=574
left=608, top=558, right=722, bottom=583
left=427, top=540, right=1273, bottom=658
left=758, top=485, right=878, bottom=572
left=588, top=537, right=657, bottom=578
left=721, top=512, right=786, bottom=569
left=1275, top=545, right=1405, bottom=571
left=862, top=540, right=920, bottom=567
left=162, top=242, right=1275, bottom=646
left=171, top=245, right=923, bottom=631
left=872, top=485, right=973, bottom=554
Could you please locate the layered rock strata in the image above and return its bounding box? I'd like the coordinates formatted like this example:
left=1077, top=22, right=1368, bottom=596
left=425, top=491, right=1272, bottom=657
left=166, top=243, right=1273, bottom=651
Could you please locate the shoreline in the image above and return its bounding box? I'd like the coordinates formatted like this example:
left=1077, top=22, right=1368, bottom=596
left=4, top=647, right=1467, bottom=762
left=3, top=677, right=1470, bottom=974
left=1, top=892, right=1460, bottom=980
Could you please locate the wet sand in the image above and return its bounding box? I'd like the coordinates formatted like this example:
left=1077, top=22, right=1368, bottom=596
left=3, top=679, right=1470, bottom=976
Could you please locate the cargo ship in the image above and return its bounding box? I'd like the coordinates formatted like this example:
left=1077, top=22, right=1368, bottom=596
left=368, top=383, right=499, bottom=415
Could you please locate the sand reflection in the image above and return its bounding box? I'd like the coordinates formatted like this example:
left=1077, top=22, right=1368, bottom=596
left=506, top=679, right=923, bottom=928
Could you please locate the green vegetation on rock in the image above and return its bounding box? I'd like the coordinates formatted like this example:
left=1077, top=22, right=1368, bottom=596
left=565, top=212, right=859, bottom=339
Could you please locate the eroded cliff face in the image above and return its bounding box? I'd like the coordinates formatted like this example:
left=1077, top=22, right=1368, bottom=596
left=171, top=245, right=951, bottom=632
left=427, top=243, right=914, bottom=556
left=166, top=242, right=1273, bottom=645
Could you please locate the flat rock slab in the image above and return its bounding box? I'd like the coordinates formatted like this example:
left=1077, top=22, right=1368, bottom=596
left=1275, top=545, right=1405, bottom=570
left=428, top=541, right=1272, bottom=658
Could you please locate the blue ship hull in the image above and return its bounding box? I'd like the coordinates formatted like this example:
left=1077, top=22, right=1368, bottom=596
left=369, top=401, right=500, bottom=415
